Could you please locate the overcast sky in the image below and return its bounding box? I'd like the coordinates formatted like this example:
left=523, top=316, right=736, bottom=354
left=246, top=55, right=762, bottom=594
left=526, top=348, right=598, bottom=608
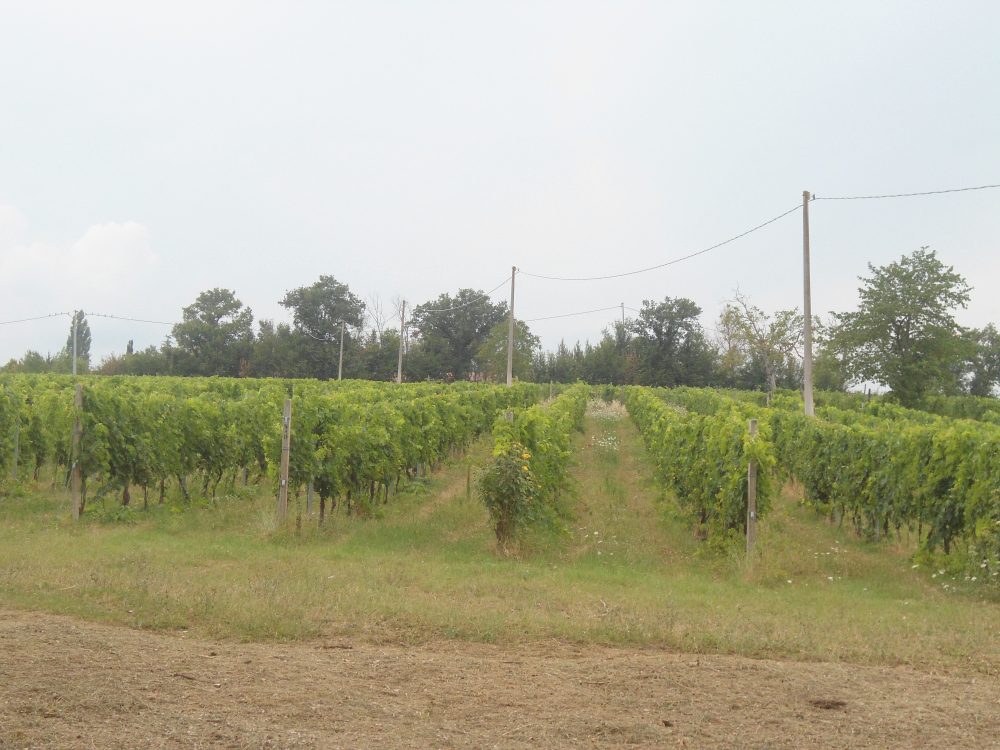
left=1, top=1, right=998, bottom=364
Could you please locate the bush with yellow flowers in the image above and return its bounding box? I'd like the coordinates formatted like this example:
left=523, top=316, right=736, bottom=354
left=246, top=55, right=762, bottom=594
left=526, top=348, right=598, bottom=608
left=477, top=441, right=541, bottom=548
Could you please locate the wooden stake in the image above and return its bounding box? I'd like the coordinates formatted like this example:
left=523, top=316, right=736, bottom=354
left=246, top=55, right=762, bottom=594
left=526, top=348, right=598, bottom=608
left=277, top=398, right=292, bottom=521
left=746, top=418, right=758, bottom=555
left=11, top=418, right=19, bottom=481
left=71, top=384, right=83, bottom=520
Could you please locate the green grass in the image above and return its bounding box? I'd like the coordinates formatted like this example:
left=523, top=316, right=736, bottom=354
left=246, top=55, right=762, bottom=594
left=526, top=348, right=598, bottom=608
left=2, top=402, right=999, bottom=674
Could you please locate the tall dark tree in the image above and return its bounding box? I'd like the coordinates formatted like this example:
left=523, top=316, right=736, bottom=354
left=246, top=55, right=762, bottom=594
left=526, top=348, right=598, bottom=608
left=827, top=247, right=972, bottom=406
left=362, top=329, right=403, bottom=381
left=172, top=288, right=254, bottom=376
left=580, top=326, right=629, bottom=385
left=279, top=276, right=365, bottom=379
left=409, top=289, right=507, bottom=380
left=629, top=297, right=716, bottom=387
left=63, top=311, right=92, bottom=371
left=249, top=320, right=301, bottom=378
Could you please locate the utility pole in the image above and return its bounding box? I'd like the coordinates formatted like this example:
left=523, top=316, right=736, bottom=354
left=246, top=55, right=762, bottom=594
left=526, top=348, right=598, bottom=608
left=621, top=302, right=625, bottom=327
left=802, top=191, right=815, bottom=417
left=71, top=310, right=78, bottom=377
left=506, top=266, right=516, bottom=386
left=396, top=301, right=406, bottom=384
left=337, top=320, right=345, bottom=381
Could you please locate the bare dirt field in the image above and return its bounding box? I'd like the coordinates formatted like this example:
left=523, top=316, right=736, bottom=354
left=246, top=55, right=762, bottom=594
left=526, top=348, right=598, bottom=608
left=2, top=609, right=998, bottom=749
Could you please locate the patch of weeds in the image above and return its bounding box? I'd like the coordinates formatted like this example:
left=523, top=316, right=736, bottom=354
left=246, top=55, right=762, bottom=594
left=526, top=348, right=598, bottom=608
left=90, top=504, right=141, bottom=525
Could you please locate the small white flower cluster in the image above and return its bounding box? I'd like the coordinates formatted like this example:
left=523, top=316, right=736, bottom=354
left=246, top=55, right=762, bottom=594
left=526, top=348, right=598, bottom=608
left=591, top=433, right=620, bottom=451
left=579, top=527, right=620, bottom=558
left=586, top=400, right=626, bottom=421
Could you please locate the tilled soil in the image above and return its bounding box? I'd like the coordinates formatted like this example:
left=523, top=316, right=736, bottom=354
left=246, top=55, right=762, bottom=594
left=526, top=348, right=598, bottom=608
left=1, top=609, right=997, bottom=749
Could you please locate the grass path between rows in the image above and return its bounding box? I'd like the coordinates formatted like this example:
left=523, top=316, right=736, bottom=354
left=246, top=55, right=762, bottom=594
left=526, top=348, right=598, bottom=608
left=1, top=401, right=999, bottom=674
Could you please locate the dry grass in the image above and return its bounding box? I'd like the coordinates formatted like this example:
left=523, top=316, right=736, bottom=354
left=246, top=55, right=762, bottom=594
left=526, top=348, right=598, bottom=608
left=4, top=608, right=999, bottom=749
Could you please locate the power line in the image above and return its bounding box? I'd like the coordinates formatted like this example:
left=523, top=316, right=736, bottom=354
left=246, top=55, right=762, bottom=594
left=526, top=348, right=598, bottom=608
left=416, top=277, right=510, bottom=313
left=814, top=183, right=1000, bottom=201
left=87, top=312, right=173, bottom=325
left=519, top=203, right=803, bottom=282
left=0, top=312, right=70, bottom=325
left=525, top=305, right=623, bottom=323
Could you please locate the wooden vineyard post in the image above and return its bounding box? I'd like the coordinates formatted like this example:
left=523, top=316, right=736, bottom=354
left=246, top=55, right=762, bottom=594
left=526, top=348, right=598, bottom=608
left=746, top=418, right=758, bottom=555
left=71, top=384, right=83, bottom=521
left=11, top=417, right=19, bottom=482
left=277, top=398, right=292, bottom=522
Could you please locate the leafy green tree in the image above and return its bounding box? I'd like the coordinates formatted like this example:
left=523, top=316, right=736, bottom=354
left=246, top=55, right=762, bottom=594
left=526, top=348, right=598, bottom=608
left=629, top=297, right=716, bottom=387
left=965, top=324, right=1000, bottom=396
left=248, top=320, right=302, bottom=378
left=827, top=247, right=972, bottom=406
left=64, top=311, right=92, bottom=369
left=579, top=326, right=629, bottom=384
left=475, top=321, right=539, bottom=382
left=279, top=276, right=365, bottom=379
left=1, top=351, right=50, bottom=373
left=98, top=346, right=171, bottom=375
left=409, top=289, right=507, bottom=380
left=533, top=340, right=585, bottom=383
left=172, top=288, right=254, bottom=376
left=717, top=293, right=802, bottom=394
left=812, top=347, right=849, bottom=392
left=362, top=329, right=403, bottom=381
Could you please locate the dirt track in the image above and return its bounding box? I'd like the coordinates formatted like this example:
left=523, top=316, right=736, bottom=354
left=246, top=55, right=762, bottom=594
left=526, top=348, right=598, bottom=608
left=1, top=609, right=997, bottom=749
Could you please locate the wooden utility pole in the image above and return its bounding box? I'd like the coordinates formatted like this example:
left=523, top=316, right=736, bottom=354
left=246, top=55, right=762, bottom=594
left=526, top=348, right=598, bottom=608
left=71, top=311, right=78, bottom=377
left=621, top=302, right=625, bottom=327
left=396, top=301, right=406, bottom=384
left=337, top=320, right=345, bottom=381
left=506, top=266, right=516, bottom=386
left=746, top=418, right=759, bottom=555
left=277, top=398, right=292, bottom=521
left=802, top=190, right=815, bottom=417
left=70, top=384, right=83, bottom=520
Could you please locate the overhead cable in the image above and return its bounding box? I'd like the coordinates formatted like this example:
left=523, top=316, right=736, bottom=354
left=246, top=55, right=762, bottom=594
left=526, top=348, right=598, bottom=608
left=87, top=312, right=173, bottom=325
left=416, top=277, right=511, bottom=313
left=814, top=183, right=1000, bottom=201
left=525, top=305, right=623, bottom=323
left=519, top=204, right=802, bottom=282
left=0, top=312, right=71, bottom=325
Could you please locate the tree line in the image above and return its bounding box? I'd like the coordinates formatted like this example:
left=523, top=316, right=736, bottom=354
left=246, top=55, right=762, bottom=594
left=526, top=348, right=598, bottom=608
left=4, top=248, right=998, bottom=406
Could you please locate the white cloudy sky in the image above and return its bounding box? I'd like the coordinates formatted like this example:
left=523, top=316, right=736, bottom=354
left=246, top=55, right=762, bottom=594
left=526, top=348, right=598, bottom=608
left=1, top=1, right=998, bottom=363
